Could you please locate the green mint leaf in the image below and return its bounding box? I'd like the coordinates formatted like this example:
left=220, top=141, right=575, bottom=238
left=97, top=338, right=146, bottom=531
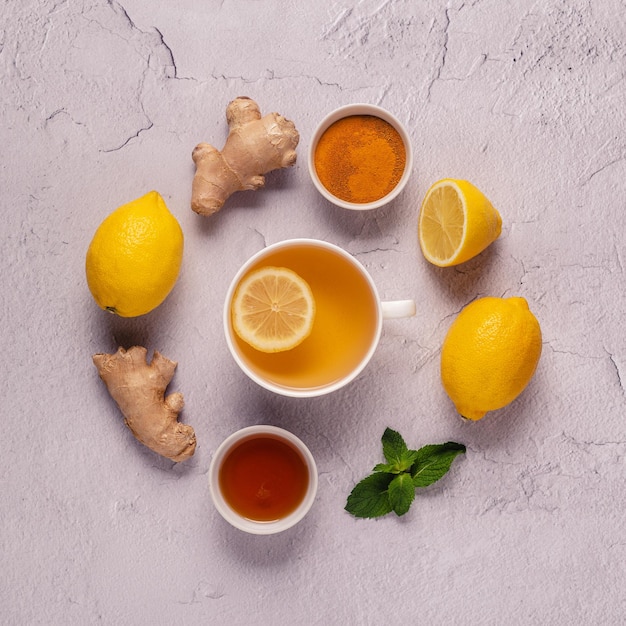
left=400, top=449, right=419, bottom=467
left=345, top=429, right=466, bottom=521
left=372, top=462, right=396, bottom=473
left=388, top=473, right=415, bottom=516
left=411, top=442, right=466, bottom=488
left=382, top=428, right=408, bottom=464
left=345, top=472, right=394, bottom=518
left=381, top=428, right=419, bottom=472
left=373, top=449, right=419, bottom=474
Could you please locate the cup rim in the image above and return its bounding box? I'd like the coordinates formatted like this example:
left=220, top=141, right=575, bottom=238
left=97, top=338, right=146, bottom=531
left=208, top=425, right=318, bottom=535
left=223, top=238, right=383, bottom=398
left=308, top=103, right=413, bottom=211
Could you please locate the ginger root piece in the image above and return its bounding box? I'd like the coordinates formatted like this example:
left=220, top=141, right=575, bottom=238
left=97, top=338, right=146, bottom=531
left=191, top=96, right=299, bottom=216
left=93, top=346, right=196, bottom=462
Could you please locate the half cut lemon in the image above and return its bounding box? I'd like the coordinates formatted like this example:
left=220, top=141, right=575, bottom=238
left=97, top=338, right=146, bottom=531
left=418, top=179, right=502, bottom=267
left=231, top=266, right=316, bottom=353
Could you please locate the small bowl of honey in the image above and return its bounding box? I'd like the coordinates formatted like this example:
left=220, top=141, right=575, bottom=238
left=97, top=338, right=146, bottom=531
left=209, top=425, right=318, bottom=534
left=308, top=103, right=413, bottom=210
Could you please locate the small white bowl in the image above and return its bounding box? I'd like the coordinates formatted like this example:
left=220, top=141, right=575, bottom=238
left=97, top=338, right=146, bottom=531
left=208, top=425, right=318, bottom=535
left=308, top=103, right=413, bottom=210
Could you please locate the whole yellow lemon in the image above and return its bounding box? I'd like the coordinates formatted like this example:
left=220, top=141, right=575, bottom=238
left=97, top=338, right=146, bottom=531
left=441, top=297, right=542, bottom=420
left=86, top=191, right=183, bottom=317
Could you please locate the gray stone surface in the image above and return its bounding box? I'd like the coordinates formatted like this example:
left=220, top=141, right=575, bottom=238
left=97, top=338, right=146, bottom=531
left=2, top=1, right=625, bottom=624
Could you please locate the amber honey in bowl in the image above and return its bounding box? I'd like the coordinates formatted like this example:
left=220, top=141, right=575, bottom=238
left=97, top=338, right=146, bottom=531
left=219, top=433, right=310, bottom=522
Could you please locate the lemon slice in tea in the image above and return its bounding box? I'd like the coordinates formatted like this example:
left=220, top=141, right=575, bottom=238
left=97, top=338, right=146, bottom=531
left=231, top=266, right=316, bottom=353
left=418, top=179, right=502, bottom=267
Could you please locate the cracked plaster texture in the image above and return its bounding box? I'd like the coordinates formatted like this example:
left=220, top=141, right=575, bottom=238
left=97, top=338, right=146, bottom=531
left=1, top=0, right=626, bottom=624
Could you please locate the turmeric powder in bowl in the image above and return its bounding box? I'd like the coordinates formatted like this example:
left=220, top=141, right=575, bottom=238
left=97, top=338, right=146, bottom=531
left=309, top=104, right=412, bottom=210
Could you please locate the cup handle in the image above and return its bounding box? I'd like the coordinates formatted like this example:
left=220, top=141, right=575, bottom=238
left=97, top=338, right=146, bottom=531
left=381, top=299, right=416, bottom=319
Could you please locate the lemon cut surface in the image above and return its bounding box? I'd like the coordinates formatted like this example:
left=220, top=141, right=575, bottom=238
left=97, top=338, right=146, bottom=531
left=85, top=191, right=183, bottom=317
left=441, top=296, right=542, bottom=420
left=232, top=266, right=316, bottom=353
left=418, top=179, right=502, bottom=267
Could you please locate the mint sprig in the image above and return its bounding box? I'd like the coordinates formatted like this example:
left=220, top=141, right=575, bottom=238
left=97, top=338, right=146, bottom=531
left=345, top=428, right=465, bottom=519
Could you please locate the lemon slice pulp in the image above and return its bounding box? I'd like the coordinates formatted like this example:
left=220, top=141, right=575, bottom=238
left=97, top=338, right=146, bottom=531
left=418, top=179, right=502, bottom=267
left=231, top=266, right=316, bottom=353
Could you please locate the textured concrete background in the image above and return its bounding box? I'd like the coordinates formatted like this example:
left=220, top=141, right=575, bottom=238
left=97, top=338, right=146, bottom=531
left=2, top=1, right=625, bottom=624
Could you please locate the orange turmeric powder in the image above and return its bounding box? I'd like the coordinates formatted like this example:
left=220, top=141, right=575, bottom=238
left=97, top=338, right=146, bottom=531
left=314, top=115, right=406, bottom=204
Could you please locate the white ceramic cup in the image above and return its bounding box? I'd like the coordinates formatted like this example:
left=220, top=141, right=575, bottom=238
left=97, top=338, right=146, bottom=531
left=208, top=425, right=318, bottom=535
left=308, top=103, right=413, bottom=210
left=223, top=238, right=416, bottom=398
